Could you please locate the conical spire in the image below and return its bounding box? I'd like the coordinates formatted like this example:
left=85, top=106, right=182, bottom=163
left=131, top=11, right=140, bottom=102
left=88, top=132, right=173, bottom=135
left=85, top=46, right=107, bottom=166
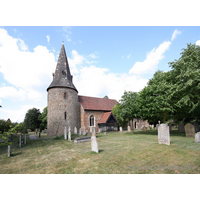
left=47, top=43, right=78, bottom=92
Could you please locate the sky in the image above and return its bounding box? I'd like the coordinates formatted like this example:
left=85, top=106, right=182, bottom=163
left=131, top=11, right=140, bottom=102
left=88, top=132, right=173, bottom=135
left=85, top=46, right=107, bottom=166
left=0, top=26, right=200, bottom=123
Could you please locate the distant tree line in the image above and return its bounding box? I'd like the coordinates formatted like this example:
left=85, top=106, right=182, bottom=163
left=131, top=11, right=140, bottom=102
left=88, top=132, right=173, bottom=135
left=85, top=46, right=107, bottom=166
left=113, top=43, right=200, bottom=126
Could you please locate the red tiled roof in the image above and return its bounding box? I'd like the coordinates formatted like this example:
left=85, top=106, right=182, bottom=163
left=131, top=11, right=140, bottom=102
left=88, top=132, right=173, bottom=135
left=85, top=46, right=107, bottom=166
left=98, top=112, right=112, bottom=124
left=78, top=95, right=117, bottom=111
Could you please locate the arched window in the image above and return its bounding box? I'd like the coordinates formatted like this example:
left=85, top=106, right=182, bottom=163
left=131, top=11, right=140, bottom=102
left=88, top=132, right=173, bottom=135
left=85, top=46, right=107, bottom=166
left=90, top=115, right=94, bottom=126
left=64, top=112, right=67, bottom=120
left=64, top=92, right=67, bottom=99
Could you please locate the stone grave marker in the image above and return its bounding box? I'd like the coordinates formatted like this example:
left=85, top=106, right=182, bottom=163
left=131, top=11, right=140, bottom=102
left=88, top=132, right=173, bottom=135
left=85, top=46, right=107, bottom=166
left=192, top=121, right=199, bottom=133
left=8, top=145, right=10, bottom=157
left=158, top=124, right=170, bottom=145
left=195, top=132, right=200, bottom=142
left=119, top=127, right=123, bottom=132
left=79, top=128, right=81, bottom=136
left=142, top=126, right=147, bottom=131
left=91, top=127, right=98, bottom=153
left=185, top=123, right=195, bottom=137
left=64, top=126, right=67, bottom=140
left=83, top=126, right=86, bottom=135
left=19, top=135, right=21, bottom=147
left=178, top=123, right=185, bottom=133
left=74, top=127, right=77, bottom=134
left=68, top=127, right=71, bottom=141
left=128, top=126, right=131, bottom=132
left=104, top=132, right=106, bottom=135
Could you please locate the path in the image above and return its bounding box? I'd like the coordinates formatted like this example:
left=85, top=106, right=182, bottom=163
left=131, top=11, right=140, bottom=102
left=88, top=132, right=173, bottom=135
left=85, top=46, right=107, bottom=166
left=29, top=135, right=38, bottom=140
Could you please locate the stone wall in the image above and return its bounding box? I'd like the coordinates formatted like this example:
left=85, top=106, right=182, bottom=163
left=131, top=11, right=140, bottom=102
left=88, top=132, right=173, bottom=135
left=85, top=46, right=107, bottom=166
left=47, top=87, right=79, bottom=136
left=129, top=118, right=149, bottom=129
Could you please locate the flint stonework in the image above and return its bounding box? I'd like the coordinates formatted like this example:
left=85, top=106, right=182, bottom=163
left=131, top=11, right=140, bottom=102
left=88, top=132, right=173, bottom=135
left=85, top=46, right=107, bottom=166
left=195, top=132, right=200, bottom=142
left=185, top=123, right=195, bottom=137
left=83, top=126, right=86, bottom=135
left=158, top=124, right=170, bottom=145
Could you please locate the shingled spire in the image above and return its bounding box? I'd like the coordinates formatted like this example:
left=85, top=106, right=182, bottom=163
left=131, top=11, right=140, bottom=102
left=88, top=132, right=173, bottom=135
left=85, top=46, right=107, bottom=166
left=47, top=43, right=78, bottom=92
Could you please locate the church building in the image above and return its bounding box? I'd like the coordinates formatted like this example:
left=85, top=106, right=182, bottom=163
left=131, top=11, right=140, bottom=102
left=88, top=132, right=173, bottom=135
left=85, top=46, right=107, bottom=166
left=46, top=43, right=118, bottom=136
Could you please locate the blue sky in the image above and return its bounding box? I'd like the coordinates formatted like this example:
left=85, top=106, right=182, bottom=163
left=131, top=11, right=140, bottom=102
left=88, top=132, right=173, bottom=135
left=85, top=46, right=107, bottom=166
left=0, top=26, right=200, bottom=123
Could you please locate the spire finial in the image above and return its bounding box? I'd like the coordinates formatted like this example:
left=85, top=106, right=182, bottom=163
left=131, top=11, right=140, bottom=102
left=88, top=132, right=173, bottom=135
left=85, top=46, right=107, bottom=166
left=62, top=41, right=64, bottom=45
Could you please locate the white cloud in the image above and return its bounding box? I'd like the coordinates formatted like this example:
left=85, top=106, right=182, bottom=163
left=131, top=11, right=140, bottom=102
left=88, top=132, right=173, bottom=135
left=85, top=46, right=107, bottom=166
left=46, top=35, right=50, bottom=43
left=0, top=99, right=2, bottom=104
left=89, top=53, right=98, bottom=59
left=127, top=54, right=131, bottom=59
left=171, top=29, right=182, bottom=41
left=74, top=65, right=148, bottom=101
left=196, top=40, right=200, bottom=46
left=1, top=104, right=44, bottom=123
left=129, top=41, right=171, bottom=75
left=0, top=28, right=56, bottom=102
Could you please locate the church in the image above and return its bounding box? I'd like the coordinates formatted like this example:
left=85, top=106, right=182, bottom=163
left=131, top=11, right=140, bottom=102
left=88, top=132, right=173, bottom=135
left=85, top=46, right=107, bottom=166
left=46, top=43, right=118, bottom=136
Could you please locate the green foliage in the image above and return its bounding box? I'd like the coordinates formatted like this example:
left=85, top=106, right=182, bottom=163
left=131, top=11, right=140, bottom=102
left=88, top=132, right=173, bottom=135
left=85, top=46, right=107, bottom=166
left=38, top=106, right=47, bottom=131
left=103, top=95, right=109, bottom=99
left=0, top=118, right=13, bottom=133
left=23, top=108, right=41, bottom=131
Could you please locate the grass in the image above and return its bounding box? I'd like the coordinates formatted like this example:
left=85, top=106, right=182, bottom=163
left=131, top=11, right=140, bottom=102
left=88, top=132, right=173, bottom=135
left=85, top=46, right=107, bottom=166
left=0, top=129, right=200, bottom=174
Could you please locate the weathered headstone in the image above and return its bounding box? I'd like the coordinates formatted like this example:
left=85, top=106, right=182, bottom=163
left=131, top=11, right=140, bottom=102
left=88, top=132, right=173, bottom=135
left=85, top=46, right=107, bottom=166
left=185, top=123, right=195, bottom=137
left=83, top=126, right=86, bottom=135
left=74, top=127, right=77, bottom=134
left=128, top=126, right=131, bottom=132
left=158, top=124, right=170, bottom=145
left=104, top=132, right=106, bottom=135
left=119, top=127, right=123, bottom=132
left=79, top=128, right=81, bottom=136
left=195, top=132, right=200, bottom=142
left=192, top=121, right=199, bottom=133
left=68, top=127, right=71, bottom=141
left=64, top=126, right=67, bottom=140
left=91, top=127, right=98, bottom=153
left=142, top=126, right=147, bottom=131
left=8, top=145, right=10, bottom=157
left=178, top=123, right=185, bottom=133
left=19, top=135, right=21, bottom=147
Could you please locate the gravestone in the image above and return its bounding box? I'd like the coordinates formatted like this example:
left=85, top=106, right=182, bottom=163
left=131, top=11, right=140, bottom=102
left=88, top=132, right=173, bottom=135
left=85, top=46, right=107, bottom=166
left=79, top=128, right=81, bottom=136
left=178, top=123, right=185, bottom=133
left=128, top=126, right=131, bottom=132
left=142, top=126, right=147, bottom=131
left=68, top=127, right=71, bottom=141
left=185, top=123, right=195, bottom=137
left=83, top=126, right=86, bottom=135
left=192, top=121, right=199, bottom=133
left=74, top=127, right=77, bottom=134
left=119, top=127, right=123, bottom=132
left=158, top=124, right=170, bottom=145
left=104, top=132, right=106, bottom=135
left=8, top=145, right=10, bottom=157
left=195, top=132, right=200, bottom=142
left=19, top=135, right=21, bottom=147
left=64, top=127, right=67, bottom=140
left=91, top=127, right=98, bottom=153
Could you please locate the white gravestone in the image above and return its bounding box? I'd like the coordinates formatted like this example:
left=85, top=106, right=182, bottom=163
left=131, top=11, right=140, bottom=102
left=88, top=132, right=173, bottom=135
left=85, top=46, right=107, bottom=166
left=104, top=132, right=107, bottom=135
left=185, top=123, right=195, bottom=137
left=158, top=124, right=170, bottom=145
left=119, top=127, right=123, bottom=132
left=74, top=127, right=77, bottom=134
left=128, top=126, right=131, bottom=132
left=64, top=127, right=67, bottom=140
left=83, top=126, right=86, bottom=135
left=195, top=132, right=200, bottom=142
left=19, top=135, right=21, bottom=147
left=68, top=127, right=71, bottom=141
left=91, top=127, right=98, bottom=153
left=79, top=128, right=81, bottom=136
left=8, top=145, right=10, bottom=157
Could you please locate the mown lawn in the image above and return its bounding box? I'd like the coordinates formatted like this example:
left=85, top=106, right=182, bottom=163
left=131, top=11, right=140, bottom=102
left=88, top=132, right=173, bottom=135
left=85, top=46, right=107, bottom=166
left=0, top=129, right=200, bottom=174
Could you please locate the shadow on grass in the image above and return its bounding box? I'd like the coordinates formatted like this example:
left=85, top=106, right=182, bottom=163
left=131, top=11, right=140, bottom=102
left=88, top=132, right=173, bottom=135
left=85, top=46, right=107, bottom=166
left=10, top=152, right=22, bottom=157
left=99, top=149, right=104, bottom=153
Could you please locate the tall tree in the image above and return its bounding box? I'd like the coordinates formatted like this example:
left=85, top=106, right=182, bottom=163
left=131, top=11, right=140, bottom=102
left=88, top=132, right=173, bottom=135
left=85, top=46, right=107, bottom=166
left=23, top=108, right=41, bottom=131
left=38, top=107, right=47, bottom=131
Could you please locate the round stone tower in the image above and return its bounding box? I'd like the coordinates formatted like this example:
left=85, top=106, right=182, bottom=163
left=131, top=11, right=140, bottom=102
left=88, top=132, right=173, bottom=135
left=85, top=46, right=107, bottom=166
left=47, top=43, right=79, bottom=136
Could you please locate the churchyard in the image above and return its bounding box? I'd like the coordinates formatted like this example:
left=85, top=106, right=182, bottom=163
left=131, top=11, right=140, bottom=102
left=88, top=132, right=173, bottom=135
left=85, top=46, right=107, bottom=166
left=0, top=128, right=200, bottom=174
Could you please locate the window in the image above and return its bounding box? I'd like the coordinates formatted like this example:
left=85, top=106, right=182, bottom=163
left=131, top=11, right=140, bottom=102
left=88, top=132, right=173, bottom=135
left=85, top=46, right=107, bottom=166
left=90, top=115, right=94, bottom=126
left=64, top=112, right=67, bottom=120
left=64, top=92, right=67, bottom=99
